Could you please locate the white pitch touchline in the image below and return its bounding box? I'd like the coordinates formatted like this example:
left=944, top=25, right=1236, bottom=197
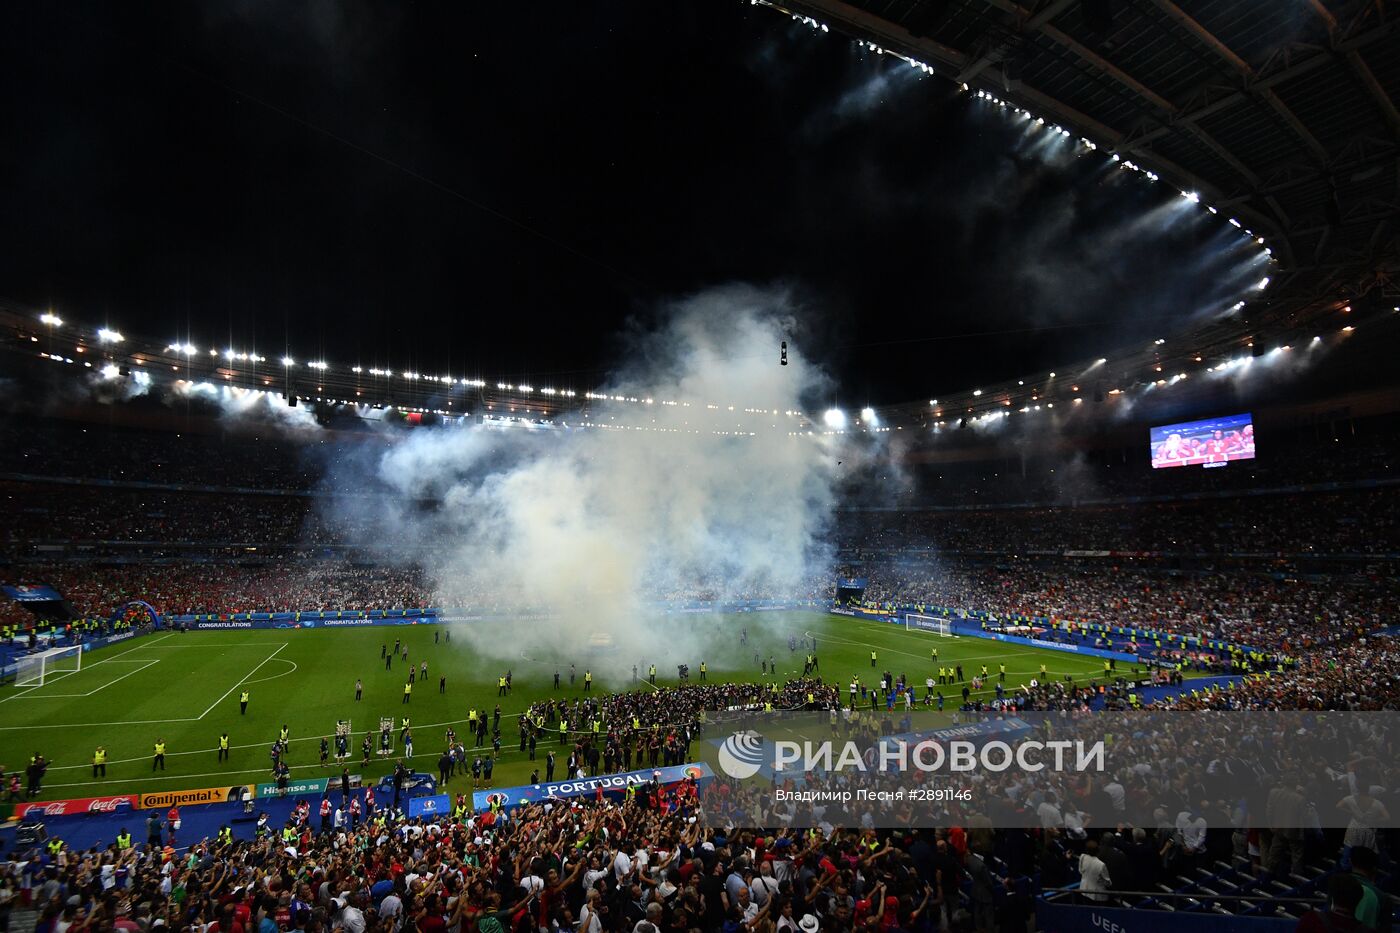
left=196, top=643, right=289, bottom=720
left=0, top=716, right=198, bottom=730
left=43, top=708, right=534, bottom=778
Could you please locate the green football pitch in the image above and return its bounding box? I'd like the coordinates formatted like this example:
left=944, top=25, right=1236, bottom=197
left=0, top=611, right=1127, bottom=800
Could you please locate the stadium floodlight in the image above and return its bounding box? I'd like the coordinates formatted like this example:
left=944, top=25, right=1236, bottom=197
left=101, top=363, right=120, bottom=378
left=308, top=361, right=328, bottom=370
left=972, top=389, right=982, bottom=396
left=1257, top=276, right=1270, bottom=290
left=40, top=312, right=63, bottom=327
left=824, top=408, right=847, bottom=429
left=97, top=328, right=124, bottom=343
left=282, top=356, right=295, bottom=367
left=860, top=407, right=877, bottom=425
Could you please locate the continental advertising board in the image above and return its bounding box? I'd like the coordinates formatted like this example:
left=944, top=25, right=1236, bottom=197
left=138, top=784, right=253, bottom=809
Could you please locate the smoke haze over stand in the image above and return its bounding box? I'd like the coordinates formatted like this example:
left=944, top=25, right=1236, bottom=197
left=317, top=285, right=882, bottom=679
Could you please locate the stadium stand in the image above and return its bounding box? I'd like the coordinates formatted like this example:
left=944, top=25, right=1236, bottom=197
left=2, top=415, right=1398, bottom=932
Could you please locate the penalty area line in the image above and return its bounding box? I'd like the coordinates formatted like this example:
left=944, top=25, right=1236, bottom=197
left=195, top=643, right=290, bottom=720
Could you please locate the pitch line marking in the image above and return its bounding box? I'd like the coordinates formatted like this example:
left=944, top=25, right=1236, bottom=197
left=195, top=642, right=290, bottom=720
left=810, top=623, right=1105, bottom=669
left=5, top=659, right=163, bottom=699
left=0, top=631, right=176, bottom=704
left=242, top=658, right=300, bottom=685
left=807, top=628, right=1056, bottom=666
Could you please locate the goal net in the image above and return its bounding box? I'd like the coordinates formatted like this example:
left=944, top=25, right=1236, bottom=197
left=904, top=613, right=955, bottom=637
left=13, top=645, right=83, bottom=687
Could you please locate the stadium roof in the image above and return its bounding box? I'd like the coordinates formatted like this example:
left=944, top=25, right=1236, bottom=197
left=761, top=0, right=1399, bottom=411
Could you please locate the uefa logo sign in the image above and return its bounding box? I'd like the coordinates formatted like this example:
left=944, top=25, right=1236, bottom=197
left=717, top=730, right=765, bottom=779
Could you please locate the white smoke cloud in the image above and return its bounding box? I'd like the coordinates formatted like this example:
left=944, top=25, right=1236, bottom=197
left=320, top=284, right=861, bottom=678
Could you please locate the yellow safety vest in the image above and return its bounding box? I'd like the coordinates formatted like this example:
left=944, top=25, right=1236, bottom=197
left=154, top=742, right=165, bottom=755
left=240, top=692, right=249, bottom=703
left=94, top=749, right=106, bottom=764
left=219, top=736, right=229, bottom=749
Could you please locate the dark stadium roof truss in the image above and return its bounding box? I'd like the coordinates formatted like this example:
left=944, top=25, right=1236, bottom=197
left=760, top=0, right=1400, bottom=330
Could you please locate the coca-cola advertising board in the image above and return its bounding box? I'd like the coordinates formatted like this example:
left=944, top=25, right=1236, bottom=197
left=15, top=794, right=138, bottom=819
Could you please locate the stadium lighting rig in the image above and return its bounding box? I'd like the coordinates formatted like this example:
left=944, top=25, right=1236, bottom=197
left=749, top=0, right=1275, bottom=257
left=10, top=309, right=835, bottom=435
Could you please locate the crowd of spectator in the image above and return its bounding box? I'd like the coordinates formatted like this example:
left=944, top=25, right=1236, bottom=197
left=0, top=563, right=430, bottom=630
left=1154, top=637, right=1400, bottom=712
left=7, top=480, right=1400, bottom=558
left=837, top=488, right=1400, bottom=558
left=5, top=417, right=1400, bottom=931
left=3, top=550, right=1392, bottom=654
left=848, top=560, right=1393, bottom=653
left=1, top=794, right=1044, bottom=933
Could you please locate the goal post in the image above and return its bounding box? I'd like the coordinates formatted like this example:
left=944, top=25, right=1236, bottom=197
left=13, top=645, right=83, bottom=687
left=904, top=613, right=955, bottom=637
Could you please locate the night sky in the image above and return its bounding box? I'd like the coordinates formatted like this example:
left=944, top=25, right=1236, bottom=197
left=0, top=1, right=1261, bottom=406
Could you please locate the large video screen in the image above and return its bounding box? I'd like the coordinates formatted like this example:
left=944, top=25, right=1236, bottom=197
left=1149, top=413, right=1255, bottom=469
